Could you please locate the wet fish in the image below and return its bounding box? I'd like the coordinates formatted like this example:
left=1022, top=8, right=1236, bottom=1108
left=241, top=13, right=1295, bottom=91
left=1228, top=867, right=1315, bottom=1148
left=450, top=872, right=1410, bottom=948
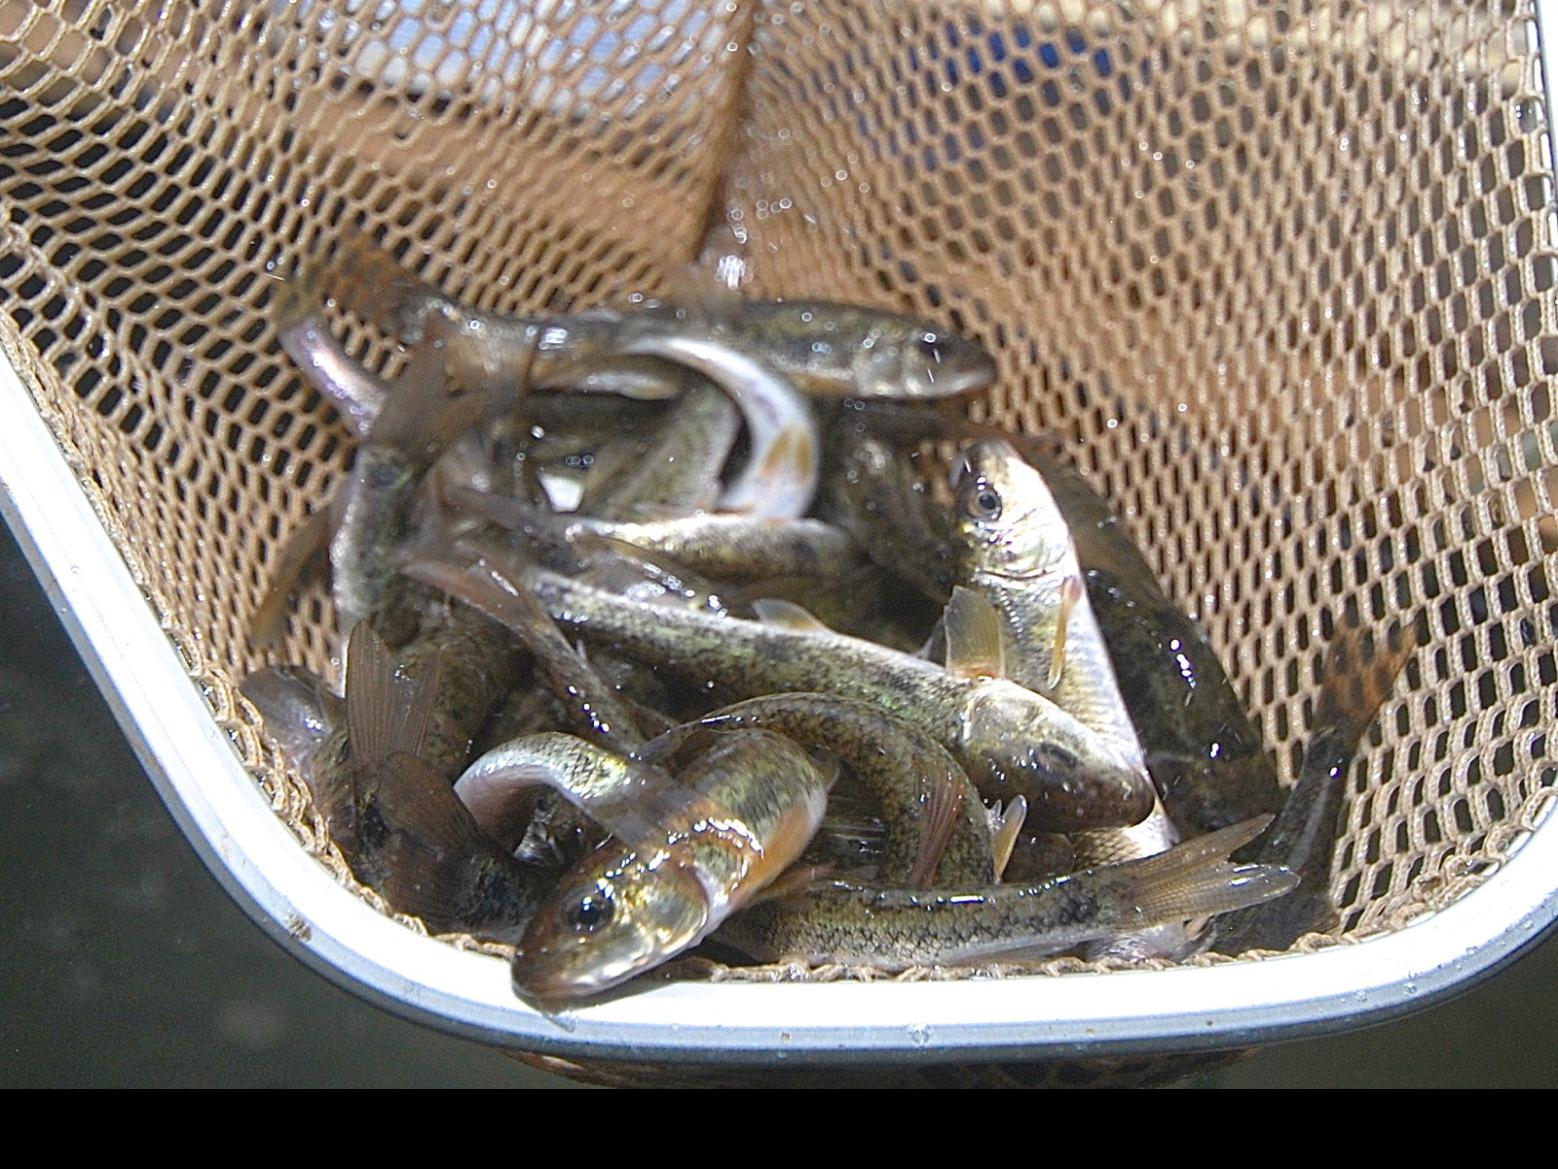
left=332, top=239, right=998, bottom=401
left=660, top=692, right=997, bottom=886
left=448, top=488, right=868, bottom=584
left=609, top=330, right=820, bottom=519
left=511, top=729, right=835, bottom=1001
left=850, top=403, right=1283, bottom=835
left=578, top=380, right=740, bottom=521
left=242, top=624, right=545, bottom=940
left=404, top=547, right=1156, bottom=831
left=823, top=426, right=957, bottom=604
left=718, top=816, right=1296, bottom=970
left=329, top=333, right=494, bottom=631
left=947, top=438, right=1189, bottom=955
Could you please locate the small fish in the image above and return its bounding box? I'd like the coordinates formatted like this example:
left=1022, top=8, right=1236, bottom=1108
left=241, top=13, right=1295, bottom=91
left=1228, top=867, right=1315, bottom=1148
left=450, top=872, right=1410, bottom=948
left=455, top=732, right=671, bottom=852
left=823, top=426, right=957, bottom=604
left=332, top=239, right=998, bottom=402
left=947, top=438, right=1190, bottom=956
left=272, top=257, right=387, bottom=439
left=404, top=547, right=1156, bottom=831
left=511, top=729, right=835, bottom=1001
left=578, top=380, right=740, bottom=520
left=242, top=624, right=544, bottom=940
left=607, top=330, right=820, bottom=519
left=717, top=816, right=1296, bottom=970
left=448, top=488, right=868, bottom=584
left=329, top=332, right=495, bottom=631
left=662, top=692, right=997, bottom=886
left=845, top=403, right=1284, bottom=835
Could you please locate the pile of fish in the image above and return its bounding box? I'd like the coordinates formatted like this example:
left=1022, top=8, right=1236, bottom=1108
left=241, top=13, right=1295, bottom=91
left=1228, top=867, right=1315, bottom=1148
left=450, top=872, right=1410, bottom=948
left=244, top=240, right=1414, bottom=1004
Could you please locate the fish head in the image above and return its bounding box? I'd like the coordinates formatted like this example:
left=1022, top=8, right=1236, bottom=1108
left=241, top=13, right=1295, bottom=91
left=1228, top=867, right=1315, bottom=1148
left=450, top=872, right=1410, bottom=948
left=959, top=680, right=1156, bottom=832
left=849, top=319, right=997, bottom=399
left=950, top=439, right=1072, bottom=580
left=511, top=848, right=710, bottom=1002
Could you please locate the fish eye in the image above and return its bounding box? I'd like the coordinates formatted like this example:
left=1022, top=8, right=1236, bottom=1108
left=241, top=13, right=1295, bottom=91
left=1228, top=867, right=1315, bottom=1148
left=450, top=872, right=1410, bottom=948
left=562, top=890, right=615, bottom=933
left=958, top=478, right=1003, bottom=522
left=917, top=331, right=945, bottom=364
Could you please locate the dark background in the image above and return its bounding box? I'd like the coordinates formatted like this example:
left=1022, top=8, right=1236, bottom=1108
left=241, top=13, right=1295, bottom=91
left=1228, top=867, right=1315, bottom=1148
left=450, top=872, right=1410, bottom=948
left=2, top=519, right=1553, bottom=1088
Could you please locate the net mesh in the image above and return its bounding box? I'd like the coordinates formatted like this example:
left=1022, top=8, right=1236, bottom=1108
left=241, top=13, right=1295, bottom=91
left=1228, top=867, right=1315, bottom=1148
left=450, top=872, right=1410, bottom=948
left=2, top=0, right=1555, bottom=971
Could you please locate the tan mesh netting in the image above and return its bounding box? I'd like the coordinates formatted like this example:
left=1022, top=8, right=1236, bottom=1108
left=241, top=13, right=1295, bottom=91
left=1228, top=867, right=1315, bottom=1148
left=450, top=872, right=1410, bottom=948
left=3, top=0, right=1556, bottom=989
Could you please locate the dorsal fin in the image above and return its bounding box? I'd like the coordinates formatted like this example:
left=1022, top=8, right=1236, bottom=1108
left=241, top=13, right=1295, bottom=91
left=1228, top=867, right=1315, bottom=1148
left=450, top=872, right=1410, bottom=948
left=943, top=586, right=1007, bottom=680
left=344, top=623, right=440, bottom=768
left=751, top=598, right=832, bottom=633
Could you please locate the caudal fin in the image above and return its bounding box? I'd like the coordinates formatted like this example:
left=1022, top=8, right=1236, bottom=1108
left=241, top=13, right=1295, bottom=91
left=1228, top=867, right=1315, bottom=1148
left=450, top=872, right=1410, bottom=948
left=1115, top=816, right=1298, bottom=924
left=1213, top=617, right=1419, bottom=954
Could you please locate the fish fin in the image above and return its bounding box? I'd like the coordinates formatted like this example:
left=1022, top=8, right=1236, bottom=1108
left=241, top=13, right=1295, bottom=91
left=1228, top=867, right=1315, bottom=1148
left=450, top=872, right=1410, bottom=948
left=368, top=334, right=493, bottom=467
left=657, top=262, right=743, bottom=314
left=331, top=235, right=448, bottom=343
left=1111, top=816, right=1298, bottom=923
left=633, top=722, right=721, bottom=767
left=916, top=615, right=947, bottom=662
left=752, top=598, right=833, bottom=633
left=248, top=508, right=333, bottom=649
left=1045, top=575, right=1083, bottom=692
left=746, top=862, right=836, bottom=907
left=344, top=623, right=440, bottom=769
left=371, top=752, right=500, bottom=934
left=905, top=763, right=969, bottom=889
left=943, top=586, right=1006, bottom=680
left=988, top=796, right=1028, bottom=882
left=240, top=665, right=342, bottom=774
left=1214, top=618, right=1418, bottom=953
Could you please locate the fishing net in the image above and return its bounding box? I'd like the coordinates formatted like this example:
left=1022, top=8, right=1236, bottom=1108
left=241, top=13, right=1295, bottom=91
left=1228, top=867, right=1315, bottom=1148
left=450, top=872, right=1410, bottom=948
left=3, top=0, right=1555, bottom=1021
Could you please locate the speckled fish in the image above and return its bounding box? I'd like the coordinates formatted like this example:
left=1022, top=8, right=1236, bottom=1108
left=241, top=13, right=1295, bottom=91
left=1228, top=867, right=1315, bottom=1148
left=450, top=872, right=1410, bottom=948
left=606, top=330, right=820, bottom=519
left=329, top=333, right=495, bottom=632
left=823, top=426, right=957, bottom=604
left=447, top=487, right=869, bottom=584
left=510, top=728, right=835, bottom=1001
left=655, top=692, right=1000, bottom=886
left=332, top=239, right=998, bottom=402
left=578, top=380, right=740, bottom=520
left=717, top=816, right=1296, bottom=970
left=403, top=548, right=1155, bottom=831
left=241, top=624, right=545, bottom=940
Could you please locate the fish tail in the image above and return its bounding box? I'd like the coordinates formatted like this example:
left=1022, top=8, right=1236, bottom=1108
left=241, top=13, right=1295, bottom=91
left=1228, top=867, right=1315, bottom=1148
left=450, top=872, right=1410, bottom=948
left=1214, top=617, right=1418, bottom=953
left=331, top=234, right=451, bottom=343
left=1110, top=815, right=1297, bottom=923
left=247, top=508, right=333, bottom=649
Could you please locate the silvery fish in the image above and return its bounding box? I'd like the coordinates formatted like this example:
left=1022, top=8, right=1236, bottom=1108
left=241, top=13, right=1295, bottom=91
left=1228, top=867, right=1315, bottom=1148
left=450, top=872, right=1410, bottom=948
left=948, top=438, right=1187, bottom=956
left=511, top=728, right=835, bottom=1001
left=849, top=403, right=1283, bottom=836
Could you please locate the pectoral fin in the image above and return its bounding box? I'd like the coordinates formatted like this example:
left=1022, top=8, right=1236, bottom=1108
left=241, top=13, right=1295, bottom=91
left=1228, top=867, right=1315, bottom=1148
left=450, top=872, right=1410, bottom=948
left=944, top=586, right=1006, bottom=680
